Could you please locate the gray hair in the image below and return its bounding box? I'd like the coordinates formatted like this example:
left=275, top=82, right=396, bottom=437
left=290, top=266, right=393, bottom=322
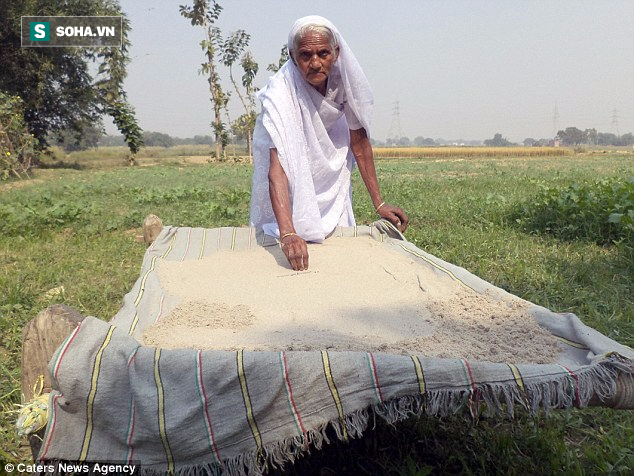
left=290, top=24, right=338, bottom=58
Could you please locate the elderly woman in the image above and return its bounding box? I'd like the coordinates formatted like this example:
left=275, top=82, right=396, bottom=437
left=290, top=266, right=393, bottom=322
left=250, top=15, right=408, bottom=271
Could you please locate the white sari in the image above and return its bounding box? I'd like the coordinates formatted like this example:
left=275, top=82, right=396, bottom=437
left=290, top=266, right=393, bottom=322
left=249, top=16, right=373, bottom=242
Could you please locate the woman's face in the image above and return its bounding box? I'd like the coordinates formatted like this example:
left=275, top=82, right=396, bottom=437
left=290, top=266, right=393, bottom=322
left=292, top=31, right=339, bottom=95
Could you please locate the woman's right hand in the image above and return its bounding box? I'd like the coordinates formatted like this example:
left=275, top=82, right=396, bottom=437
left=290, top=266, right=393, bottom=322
left=377, top=203, right=409, bottom=233
left=281, top=234, right=309, bottom=271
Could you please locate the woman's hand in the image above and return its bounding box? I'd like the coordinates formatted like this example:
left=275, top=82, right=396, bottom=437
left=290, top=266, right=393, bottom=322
left=281, top=234, right=309, bottom=271
left=377, top=203, right=409, bottom=233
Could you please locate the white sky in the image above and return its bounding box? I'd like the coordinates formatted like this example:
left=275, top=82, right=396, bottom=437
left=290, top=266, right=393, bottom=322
left=112, top=0, right=634, bottom=143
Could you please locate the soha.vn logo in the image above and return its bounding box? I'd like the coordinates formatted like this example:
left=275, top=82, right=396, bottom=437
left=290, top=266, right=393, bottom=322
left=30, top=22, right=50, bottom=41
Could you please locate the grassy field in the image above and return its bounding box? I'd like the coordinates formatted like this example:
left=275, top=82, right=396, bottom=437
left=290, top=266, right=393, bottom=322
left=1, top=148, right=633, bottom=474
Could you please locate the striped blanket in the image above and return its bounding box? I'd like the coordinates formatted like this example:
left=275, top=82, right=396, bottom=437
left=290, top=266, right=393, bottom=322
left=39, top=223, right=634, bottom=475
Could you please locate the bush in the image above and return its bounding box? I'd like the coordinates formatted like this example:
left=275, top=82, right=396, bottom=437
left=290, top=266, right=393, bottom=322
left=513, top=177, right=634, bottom=246
left=0, top=91, right=38, bottom=179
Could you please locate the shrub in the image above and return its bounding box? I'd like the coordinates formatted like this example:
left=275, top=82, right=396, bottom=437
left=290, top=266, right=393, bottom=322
left=513, top=177, right=634, bottom=246
left=0, top=91, right=38, bottom=179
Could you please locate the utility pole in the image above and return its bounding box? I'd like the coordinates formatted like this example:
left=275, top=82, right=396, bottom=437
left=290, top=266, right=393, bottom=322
left=611, top=108, right=620, bottom=136
left=387, top=100, right=403, bottom=145
left=552, top=103, right=560, bottom=138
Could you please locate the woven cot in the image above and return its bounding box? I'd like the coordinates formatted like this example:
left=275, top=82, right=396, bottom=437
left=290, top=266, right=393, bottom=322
left=39, top=222, right=634, bottom=475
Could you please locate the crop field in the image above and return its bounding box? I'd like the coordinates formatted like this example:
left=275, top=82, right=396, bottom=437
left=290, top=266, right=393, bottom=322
left=1, top=149, right=633, bottom=473
left=48, top=145, right=577, bottom=168
left=373, top=146, right=572, bottom=159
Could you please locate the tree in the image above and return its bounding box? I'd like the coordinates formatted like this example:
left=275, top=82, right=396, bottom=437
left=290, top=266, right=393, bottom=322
left=414, top=136, right=436, bottom=146
left=221, top=31, right=259, bottom=157
left=99, top=134, right=126, bottom=147
left=0, top=0, right=143, bottom=166
left=107, top=99, right=143, bottom=164
left=0, top=91, right=35, bottom=178
left=484, top=133, right=513, bottom=147
left=191, top=134, right=214, bottom=145
left=267, top=45, right=289, bottom=73
left=597, top=132, right=618, bottom=146
left=397, top=136, right=411, bottom=147
left=597, top=132, right=628, bottom=146
left=142, top=131, right=175, bottom=148
left=557, top=127, right=586, bottom=146
left=585, top=128, right=598, bottom=146
left=180, top=0, right=228, bottom=161
left=57, top=125, right=103, bottom=152
left=620, top=133, right=634, bottom=146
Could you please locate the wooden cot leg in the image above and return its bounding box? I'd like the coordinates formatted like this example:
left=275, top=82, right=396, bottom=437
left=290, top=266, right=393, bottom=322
left=21, top=304, right=85, bottom=460
left=143, top=214, right=163, bottom=247
left=589, top=372, right=634, bottom=409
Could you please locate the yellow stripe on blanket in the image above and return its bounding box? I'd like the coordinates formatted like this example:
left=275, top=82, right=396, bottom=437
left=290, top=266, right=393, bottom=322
left=80, top=326, right=115, bottom=462
left=154, top=348, right=174, bottom=473
left=237, top=350, right=263, bottom=455
left=321, top=351, right=348, bottom=441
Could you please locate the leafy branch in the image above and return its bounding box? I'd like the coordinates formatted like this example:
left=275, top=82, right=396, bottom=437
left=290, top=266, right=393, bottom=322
left=0, top=92, right=36, bottom=179
left=222, top=30, right=258, bottom=157
left=180, top=0, right=228, bottom=161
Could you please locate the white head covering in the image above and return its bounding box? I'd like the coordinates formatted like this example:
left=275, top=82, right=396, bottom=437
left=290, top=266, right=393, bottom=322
left=249, top=16, right=374, bottom=242
left=286, top=16, right=373, bottom=131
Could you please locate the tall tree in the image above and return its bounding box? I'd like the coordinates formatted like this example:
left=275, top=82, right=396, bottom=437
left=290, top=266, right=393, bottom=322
left=180, top=0, right=228, bottom=160
left=0, top=0, right=143, bottom=165
left=222, top=30, right=258, bottom=158
left=557, top=127, right=586, bottom=146
left=584, top=128, right=598, bottom=146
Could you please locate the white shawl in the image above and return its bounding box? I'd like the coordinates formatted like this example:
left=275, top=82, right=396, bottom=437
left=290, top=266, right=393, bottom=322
left=249, top=15, right=373, bottom=242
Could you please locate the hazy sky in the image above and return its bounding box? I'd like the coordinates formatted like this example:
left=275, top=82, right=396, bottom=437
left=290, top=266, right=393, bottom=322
left=112, top=0, right=634, bottom=143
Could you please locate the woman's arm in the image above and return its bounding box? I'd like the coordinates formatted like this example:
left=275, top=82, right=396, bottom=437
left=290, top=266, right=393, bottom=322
left=349, top=128, right=409, bottom=232
left=268, top=148, right=309, bottom=270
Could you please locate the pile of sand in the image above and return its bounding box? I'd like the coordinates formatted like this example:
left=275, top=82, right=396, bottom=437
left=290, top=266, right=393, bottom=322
left=142, top=237, right=561, bottom=364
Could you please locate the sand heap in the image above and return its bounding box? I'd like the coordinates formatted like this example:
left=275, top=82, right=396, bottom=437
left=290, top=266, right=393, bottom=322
left=142, top=237, right=561, bottom=364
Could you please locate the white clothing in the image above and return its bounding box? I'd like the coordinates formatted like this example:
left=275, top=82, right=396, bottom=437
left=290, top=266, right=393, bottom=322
left=249, top=16, right=373, bottom=242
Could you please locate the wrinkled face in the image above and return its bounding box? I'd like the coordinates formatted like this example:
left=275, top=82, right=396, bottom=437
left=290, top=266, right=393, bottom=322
left=292, top=31, right=339, bottom=95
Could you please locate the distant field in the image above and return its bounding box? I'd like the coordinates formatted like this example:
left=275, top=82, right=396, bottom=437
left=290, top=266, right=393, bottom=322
left=373, top=146, right=572, bottom=158
left=43, top=145, right=588, bottom=170
left=44, top=144, right=248, bottom=169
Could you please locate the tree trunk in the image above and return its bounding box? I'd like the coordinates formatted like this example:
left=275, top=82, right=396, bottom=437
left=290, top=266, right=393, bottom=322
left=247, top=128, right=253, bottom=161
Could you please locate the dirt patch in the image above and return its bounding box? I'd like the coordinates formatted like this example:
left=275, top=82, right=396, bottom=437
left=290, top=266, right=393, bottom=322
left=0, top=177, right=43, bottom=192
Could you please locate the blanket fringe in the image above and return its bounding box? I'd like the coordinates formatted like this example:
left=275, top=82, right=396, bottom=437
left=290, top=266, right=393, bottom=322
left=200, top=355, right=631, bottom=476
left=44, top=356, right=633, bottom=476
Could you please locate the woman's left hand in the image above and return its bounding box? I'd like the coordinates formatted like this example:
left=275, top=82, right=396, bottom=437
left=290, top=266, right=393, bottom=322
left=377, top=204, right=409, bottom=233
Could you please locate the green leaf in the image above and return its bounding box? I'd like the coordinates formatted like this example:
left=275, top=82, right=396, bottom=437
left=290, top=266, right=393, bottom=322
left=608, top=213, right=623, bottom=224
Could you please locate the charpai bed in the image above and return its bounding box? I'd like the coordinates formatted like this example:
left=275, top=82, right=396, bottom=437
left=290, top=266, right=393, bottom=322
left=37, top=222, right=634, bottom=475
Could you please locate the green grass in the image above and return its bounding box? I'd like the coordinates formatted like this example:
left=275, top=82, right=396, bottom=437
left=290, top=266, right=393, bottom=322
left=1, top=152, right=633, bottom=472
